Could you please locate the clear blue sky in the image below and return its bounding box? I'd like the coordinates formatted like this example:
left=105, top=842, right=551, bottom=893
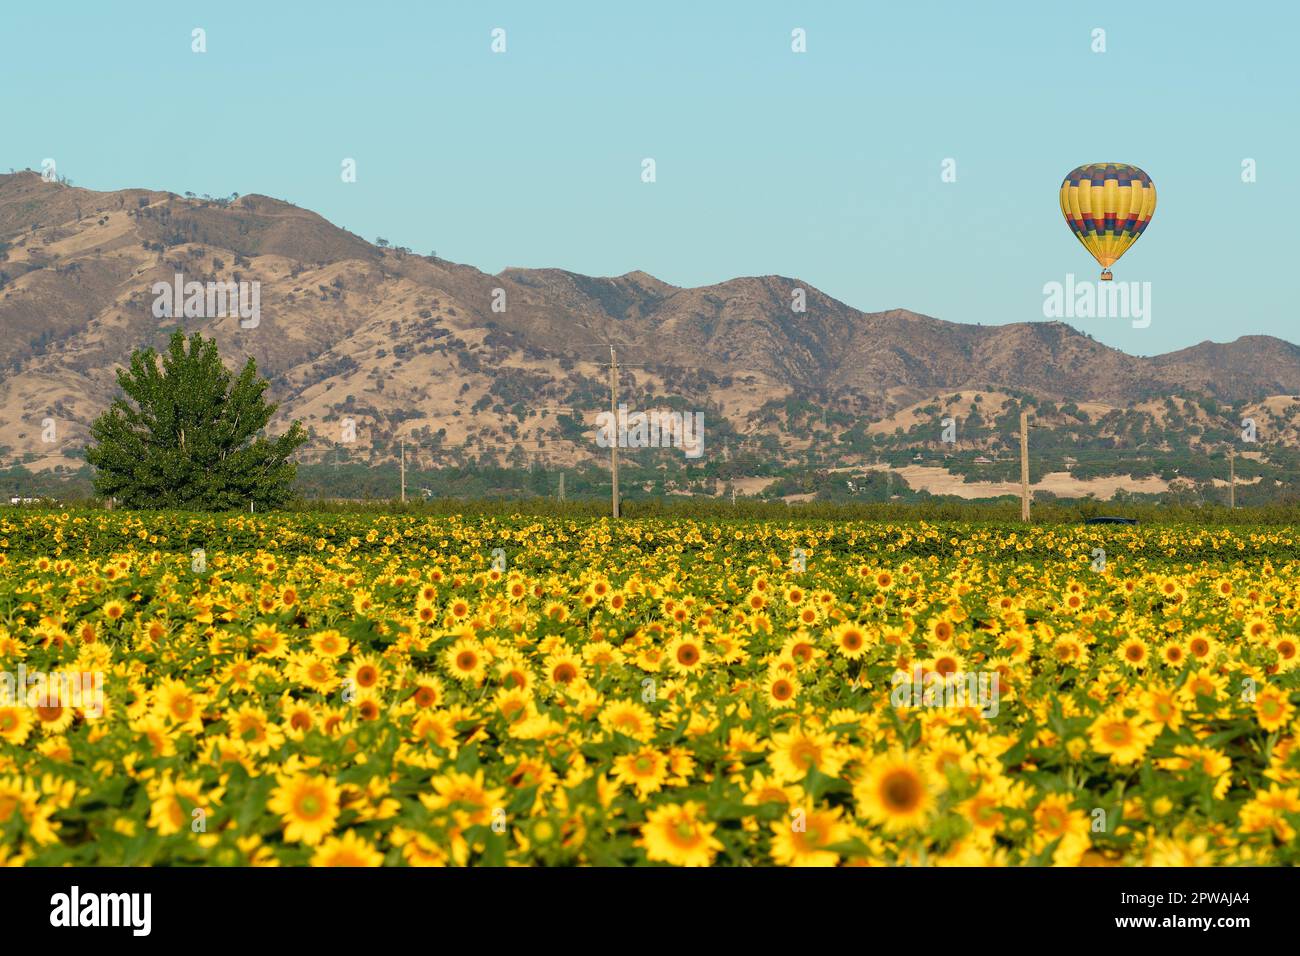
left=4, top=0, right=1296, bottom=355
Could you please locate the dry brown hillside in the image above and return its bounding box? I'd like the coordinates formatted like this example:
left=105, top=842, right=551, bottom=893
left=2, top=170, right=1298, bottom=477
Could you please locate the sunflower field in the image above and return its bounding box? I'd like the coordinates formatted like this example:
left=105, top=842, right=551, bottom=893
left=0, top=511, right=1297, bottom=866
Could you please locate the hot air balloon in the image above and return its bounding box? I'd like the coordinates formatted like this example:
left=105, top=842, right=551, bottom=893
left=1059, top=163, right=1155, bottom=281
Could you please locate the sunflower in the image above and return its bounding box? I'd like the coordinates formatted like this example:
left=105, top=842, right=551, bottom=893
left=420, top=770, right=505, bottom=828
left=1147, top=836, right=1215, bottom=867
left=1244, top=616, right=1272, bottom=643
left=295, top=655, right=340, bottom=694
left=0, top=776, right=59, bottom=845
left=280, top=699, right=318, bottom=740
left=1185, top=631, right=1218, bottom=661
left=444, top=638, right=487, bottom=684
left=137, top=616, right=169, bottom=647
left=147, top=773, right=212, bottom=836
left=1180, top=667, right=1227, bottom=706
left=599, top=701, right=656, bottom=742
left=612, top=746, right=670, bottom=797
left=769, top=727, right=846, bottom=784
left=228, top=702, right=284, bottom=754
left=492, top=686, right=535, bottom=727
left=447, top=596, right=472, bottom=621
left=1060, top=589, right=1087, bottom=614
left=544, top=651, right=585, bottom=689
left=926, top=616, right=956, bottom=646
left=1239, top=785, right=1300, bottom=843
left=132, top=712, right=177, bottom=757
left=771, top=806, right=850, bottom=867
left=1157, top=641, right=1186, bottom=668
left=1088, top=708, right=1157, bottom=764
left=311, top=830, right=384, bottom=867
left=854, top=752, right=932, bottom=831
left=153, top=677, right=206, bottom=733
left=1116, top=637, right=1150, bottom=670
left=1139, top=685, right=1183, bottom=731
left=310, top=629, right=349, bottom=657
left=831, top=622, right=869, bottom=660
left=1254, top=685, right=1296, bottom=732
left=407, top=675, right=447, bottom=709
left=391, top=827, right=450, bottom=867
left=794, top=604, right=821, bottom=628
left=0, top=705, right=34, bottom=745
left=268, top=773, right=341, bottom=845
left=1030, top=793, right=1091, bottom=865
left=764, top=671, right=800, bottom=710
left=1271, top=634, right=1300, bottom=673
left=249, top=623, right=287, bottom=658
left=31, top=698, right=76, bottom=736
left=217, top=656, right=255, bottom=694
left=494, top=657, right=534, bottom=692
left=959, top=785, right=1006, bottom=838
left=780, top=633, right=818, bottom=667
left=927, top=649, right=967, bottom=680
left=1051, top=633, right=1090, bottom=667
left=634, top=646, right=665, bottom=672
left=411, top=711, right=457, bottom=750
left=666, top=636, right=706, bottom=676
left=638, top=801, right=722, bottom=867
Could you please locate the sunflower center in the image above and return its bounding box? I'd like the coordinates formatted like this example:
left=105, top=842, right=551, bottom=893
left=1104, top=724, right=1132, bottom=745
left=669, top=821, right=701, bottom=847
left=296, top=792, right=326, bottom=819
left=881, top=770, right=922, bottom=811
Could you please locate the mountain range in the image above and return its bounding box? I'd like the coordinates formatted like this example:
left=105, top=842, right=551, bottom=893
left=2, top=169, right=1297, bottom=500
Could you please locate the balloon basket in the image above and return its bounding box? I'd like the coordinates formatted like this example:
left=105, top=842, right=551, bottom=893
left=1099, top=270, right=1113, bottom=281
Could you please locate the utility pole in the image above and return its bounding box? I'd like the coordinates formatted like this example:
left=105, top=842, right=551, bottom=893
left=400, top=439, right=406, bottom=503
left=571, top=344, right=646, bottom=520
left=558, top=471, right=566, bottom=502
left=1228, top=447, right=1236, bottom=509
left=1019, top=410, right=1031, bottom=522
left=609, top=345, right=620, bottom=519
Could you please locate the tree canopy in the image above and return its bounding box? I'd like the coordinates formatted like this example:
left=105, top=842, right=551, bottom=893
left=86, top=330, right=307, bottom=510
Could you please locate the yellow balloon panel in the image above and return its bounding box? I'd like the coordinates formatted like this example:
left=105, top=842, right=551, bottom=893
left=1059, top=164, right=1156, bottom=270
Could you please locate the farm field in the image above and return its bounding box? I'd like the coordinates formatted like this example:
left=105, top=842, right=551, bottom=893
left=0, top=511, right=1297, bottom=866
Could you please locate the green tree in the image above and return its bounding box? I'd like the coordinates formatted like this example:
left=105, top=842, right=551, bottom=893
left=86, top=331, right=307, bottom=509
